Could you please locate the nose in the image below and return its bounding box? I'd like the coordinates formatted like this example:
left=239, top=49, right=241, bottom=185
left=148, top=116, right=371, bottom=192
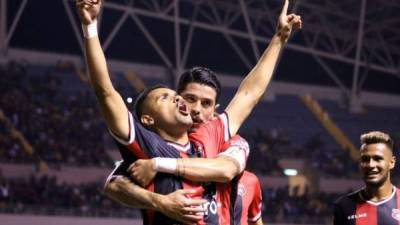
left=190, top=101, right=201, bottom=115
left=365, top=158, right=377, bottom=168
left=174, top=95, right=182, bottom=103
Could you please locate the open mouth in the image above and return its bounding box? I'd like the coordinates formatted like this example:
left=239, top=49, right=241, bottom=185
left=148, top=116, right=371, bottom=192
left=177, top=101, right=189, bottom=116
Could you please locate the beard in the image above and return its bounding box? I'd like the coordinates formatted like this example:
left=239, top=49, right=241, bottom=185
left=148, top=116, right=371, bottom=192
left=363, top=170, right=390, bottom=188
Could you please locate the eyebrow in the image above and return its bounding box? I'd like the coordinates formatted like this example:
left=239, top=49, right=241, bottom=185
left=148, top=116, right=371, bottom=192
left=156, top=92, right=169, bottom=101
left=183, top=93, right=214, bottom=101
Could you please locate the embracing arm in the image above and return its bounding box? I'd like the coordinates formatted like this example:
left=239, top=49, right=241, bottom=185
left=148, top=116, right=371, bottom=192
left=225, top=0, right=302, bottom=136
left=104, top=176, right=206, bottom=224
left=129, top=140, right=249, bottom=185
left=128, top=156, right=240, bottom=185
left=104, top=176, right=161, bottom=209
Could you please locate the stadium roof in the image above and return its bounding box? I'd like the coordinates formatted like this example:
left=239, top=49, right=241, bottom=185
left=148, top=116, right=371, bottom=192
left=1, top=0, right=400, bottom=100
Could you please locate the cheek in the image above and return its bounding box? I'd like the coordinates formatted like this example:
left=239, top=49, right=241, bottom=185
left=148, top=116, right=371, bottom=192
left=160, top=106, right=172, bottom=118
left=202, top=109, right=214, bottom=119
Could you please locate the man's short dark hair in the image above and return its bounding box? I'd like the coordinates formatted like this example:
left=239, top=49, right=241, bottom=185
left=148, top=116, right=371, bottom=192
left=134, top=84, right=167, bottom=121
left=177, top=66, right=221, bottom=101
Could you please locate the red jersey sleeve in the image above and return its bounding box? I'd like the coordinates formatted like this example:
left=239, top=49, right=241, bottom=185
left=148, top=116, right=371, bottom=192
left=247, top=173, right=263, bottom=223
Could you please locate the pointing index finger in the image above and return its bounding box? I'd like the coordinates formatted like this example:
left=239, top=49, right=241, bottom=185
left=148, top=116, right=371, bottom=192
left=280, top=0, right=289, bottom=18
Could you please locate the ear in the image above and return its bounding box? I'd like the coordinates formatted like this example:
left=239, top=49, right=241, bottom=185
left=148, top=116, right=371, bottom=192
left=390, top=156, right=396, bottom=170
left=213, top=103, right=220, bottom=116
left=140, top=114, right=154, bottom=126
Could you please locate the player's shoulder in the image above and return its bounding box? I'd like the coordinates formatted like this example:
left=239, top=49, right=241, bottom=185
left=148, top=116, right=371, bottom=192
left=334, top=188, right=362, bottom=207
left=242, top=171, right=258, bottom=180
left=201, top=112, right=229, bottom=131
left=240, top=171, right=260, bottom=185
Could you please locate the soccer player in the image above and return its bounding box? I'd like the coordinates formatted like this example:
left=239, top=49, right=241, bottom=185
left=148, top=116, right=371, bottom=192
left=333, top=131, right=399, bottom=225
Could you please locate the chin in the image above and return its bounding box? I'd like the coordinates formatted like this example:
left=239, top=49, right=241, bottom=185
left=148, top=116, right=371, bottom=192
left=364, top=178, right=385, bottom=187
left=184, top=120, right=193, bottom=126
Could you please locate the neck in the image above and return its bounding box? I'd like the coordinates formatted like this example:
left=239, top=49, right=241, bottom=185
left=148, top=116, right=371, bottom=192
left=156, top=127, right=189, bottom=145
left=364, top=180, right=393, bottom=202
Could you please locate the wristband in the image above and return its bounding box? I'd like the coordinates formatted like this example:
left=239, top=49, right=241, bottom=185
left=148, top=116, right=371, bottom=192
left=153, top=157, right=177, bottom=174
left=82, top=20, right=98, bottom=39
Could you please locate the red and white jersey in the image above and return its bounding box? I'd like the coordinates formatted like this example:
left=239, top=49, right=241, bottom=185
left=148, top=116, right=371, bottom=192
left=238, top=171, right=263, bottom=224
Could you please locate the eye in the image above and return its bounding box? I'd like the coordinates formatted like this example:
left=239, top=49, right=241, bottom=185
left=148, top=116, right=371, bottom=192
left=373, top=156, right=383, bottom=162
left=161, top=93, right=168, bottom=100
left=202, top=100, right=212, bottom=107
left=360, top=156, right=370, bottom=163
left=184, top=95, right=196, bottom=103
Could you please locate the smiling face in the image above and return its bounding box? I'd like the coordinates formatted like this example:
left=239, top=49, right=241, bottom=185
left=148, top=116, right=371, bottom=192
left=140, top=87, right=193, bottom=133
left=359, top=143, right=395, bottom=187
left=179, top=82, right=218, bottom=124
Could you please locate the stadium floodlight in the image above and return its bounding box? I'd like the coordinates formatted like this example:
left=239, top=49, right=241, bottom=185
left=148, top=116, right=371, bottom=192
left=283, top=168, right=298, bottom=176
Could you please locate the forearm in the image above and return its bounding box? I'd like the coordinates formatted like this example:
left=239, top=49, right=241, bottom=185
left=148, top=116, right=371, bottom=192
left=83, top=28, right=129, bottom=138
left=84, top=37, right=117, bottom=97
left=156, top=157, right=240, bottom=183
left=225, top=35, right=283, bottom=135
left=237, top=35, right=282, bottom=100
left=104, top=177, right=162, bottom=210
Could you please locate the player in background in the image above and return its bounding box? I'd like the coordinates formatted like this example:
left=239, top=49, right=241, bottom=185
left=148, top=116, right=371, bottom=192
left=333, top=131, right=399, bottom=225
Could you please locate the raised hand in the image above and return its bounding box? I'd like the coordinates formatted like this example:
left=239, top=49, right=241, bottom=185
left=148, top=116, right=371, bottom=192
left=76, top=0, right=102, bottom=25
left=276, top=0, right=302, bottom=43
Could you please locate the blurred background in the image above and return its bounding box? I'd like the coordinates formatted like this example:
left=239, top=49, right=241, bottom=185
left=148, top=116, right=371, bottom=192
left=0, top=0, right=399, bottom=224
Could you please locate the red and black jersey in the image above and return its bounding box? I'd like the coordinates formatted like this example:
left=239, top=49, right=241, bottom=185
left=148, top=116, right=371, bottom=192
left=333, top=186, right=400, bottom=225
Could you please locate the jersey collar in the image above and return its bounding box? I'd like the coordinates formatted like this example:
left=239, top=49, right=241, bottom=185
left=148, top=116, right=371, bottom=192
left=359, top=185, right=397, bottom=206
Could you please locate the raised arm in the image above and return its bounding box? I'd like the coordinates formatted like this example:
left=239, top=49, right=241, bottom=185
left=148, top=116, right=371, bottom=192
left=225, top=0, right=302, bottom=136
left=76, top=0, right=129, bottom=139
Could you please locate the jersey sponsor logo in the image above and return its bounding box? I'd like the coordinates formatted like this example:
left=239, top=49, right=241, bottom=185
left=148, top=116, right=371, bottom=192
left=238, top=183, right=247, bottom=197
left=193, top=143, right=204, bottom=157
left=347, top=213, right=367, bottom=220
left=203, top=199, right=218, bottom=215
left=392, top=208, right=400, bottom=221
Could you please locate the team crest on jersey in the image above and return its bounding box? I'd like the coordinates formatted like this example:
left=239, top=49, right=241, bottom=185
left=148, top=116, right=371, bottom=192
left=238, top=183, right=247, bottom=197
left=392, top=208, right=400, bottom=221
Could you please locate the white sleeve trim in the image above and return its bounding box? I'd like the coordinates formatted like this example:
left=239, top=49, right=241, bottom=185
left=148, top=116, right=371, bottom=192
left=218, top=112, right=230, bottom=142
left=104, top=160, right=124, bottom=186
left=109, top=111, right=135, bottom=145
left=248, top=210, right=262, bottom=222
